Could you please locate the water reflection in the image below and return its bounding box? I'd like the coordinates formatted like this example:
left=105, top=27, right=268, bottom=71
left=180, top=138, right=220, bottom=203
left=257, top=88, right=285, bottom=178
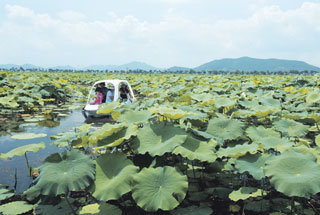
left=0, top=109, right=87, bottom=193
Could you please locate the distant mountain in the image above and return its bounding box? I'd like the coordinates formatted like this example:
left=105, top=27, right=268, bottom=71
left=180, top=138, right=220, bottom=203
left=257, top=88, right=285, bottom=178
left=116, top=61, right=159, bottom=71
left=48, top=65, right=76, bottom=70
left=195, top=57, right=320, bottom=72
left=167, top=66, right=192, bottom=72
left=1, top=57, right=319, bottom=72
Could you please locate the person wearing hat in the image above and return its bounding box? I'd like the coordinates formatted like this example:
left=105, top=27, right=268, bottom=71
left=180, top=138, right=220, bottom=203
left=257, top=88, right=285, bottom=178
left=106, top=85, right=115, bottom=102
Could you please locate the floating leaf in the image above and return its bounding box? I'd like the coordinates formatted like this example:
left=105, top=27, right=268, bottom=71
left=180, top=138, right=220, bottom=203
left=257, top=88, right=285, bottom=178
left=97, top=101, right=121, bottom=114
left=0, top=142, right=45, bottom=160
left=217, top=143, right=259, bottom=159
left=132, top=166, right=188, bottom=212
left=206, top=118, right=244, bottom=140
left=24, top=150, right=95, bottom=198
left=229, top=187, right=262, bottom=202
left=34, top=199, right=74, bottom=215
left=172, top=136, right=217, bottom=162
left=11, top=133, right=47, bottom=140
left=0, top=188, right=15, bottom=201
left=273, top=119, right=309, bottom=137
left=92, top=153, right=139, bottom=201
left=246, top=126, right=280, bottom=142
left=259, top=136, right=293, bottom=151
left=117, top=110, right=152, bottom=124
left=88, top=123, right=125, bottom=145
left=171, top=205, right=213, bottom=215
left=0, top=201, right=33, bottom=215
left=136, top=123, right=187, bottom=156
left=235, top=153, right=272, bottom=180
left=79, top=203, right=122, bottom=215
left=264, top=149, right=320, bottom=197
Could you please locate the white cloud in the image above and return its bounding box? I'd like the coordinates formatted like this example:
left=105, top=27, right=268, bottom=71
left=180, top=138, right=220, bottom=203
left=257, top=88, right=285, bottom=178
left=1, top=2, right=320, bottom=67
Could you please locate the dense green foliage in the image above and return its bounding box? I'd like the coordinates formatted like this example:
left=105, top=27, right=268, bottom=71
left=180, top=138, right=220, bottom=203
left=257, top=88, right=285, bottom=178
left=1, top=71, right=320, bottom=214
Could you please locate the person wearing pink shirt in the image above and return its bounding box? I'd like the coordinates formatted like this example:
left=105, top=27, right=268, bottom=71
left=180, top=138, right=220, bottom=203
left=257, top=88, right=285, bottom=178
left=91, top=87, right=103, bottom=105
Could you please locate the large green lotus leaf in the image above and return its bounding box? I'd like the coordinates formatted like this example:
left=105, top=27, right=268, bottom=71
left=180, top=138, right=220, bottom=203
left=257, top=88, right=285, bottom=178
left=259, top=97, right=281, bottom=109
left=152, top=106, right=189, bottom=120
left=92, top=152, right=139, bottom=201
left=229, top=187, right=262, bottom=202
left=78, top=203, right=122, bottom=215
left=273, top=119, right=309, bottom=137
left=315, top=134, right=320, bottom=147
left=117, top=110, right=152, bottom=124
left=217, top=143, right=259, bottom=159
left=34, top=199, right=74, bottom=215
left=235, top=153, right=273, bottom=180
left=206, top=118, right=244, bottom=140
left=0, top=201, right=33, bottom=215
left=11, top=133, right=47, bottom=140
left=170, top=205, right=213, bottom=215
left=214, top=96, right=236, bottom=108
left=136, top=123, right=187, bottom=156
left=246, top=126, right=280, bottom=142
left=172, top=136, right=217, bottom=162
left=0, top=188, right=15, bottom=201
left=24, top=150, right=95, bottom=198
left=94, top=124, right=139, bottom=151
left=132, top=166, right=188, bottom=212
left=97, top=101, right=121, bottom=114
left=0, top=96, right=19, bottom=108
left=0, top=142, right=45, bottom=160
left=259, top=136, right=293, bottom=151
left=306, top=91, right=320, bottom=104
left=191, top=93, right=213, bottom=102
left=88, top=123, right=125, bottom=145
left=264, top=149, right=320, bottom=197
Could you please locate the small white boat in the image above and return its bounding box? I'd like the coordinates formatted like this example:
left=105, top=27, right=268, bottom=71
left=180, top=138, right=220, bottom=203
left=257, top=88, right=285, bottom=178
left=82, top=79, right=136, bottom=118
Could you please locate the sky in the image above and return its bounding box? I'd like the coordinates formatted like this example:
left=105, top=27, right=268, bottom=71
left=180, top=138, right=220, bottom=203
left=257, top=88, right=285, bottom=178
left=0, top=0, right=320, bottom=68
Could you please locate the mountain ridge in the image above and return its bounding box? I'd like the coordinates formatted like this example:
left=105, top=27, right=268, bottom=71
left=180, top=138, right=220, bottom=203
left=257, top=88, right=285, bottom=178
left=1, top=57, right=319, bottom=72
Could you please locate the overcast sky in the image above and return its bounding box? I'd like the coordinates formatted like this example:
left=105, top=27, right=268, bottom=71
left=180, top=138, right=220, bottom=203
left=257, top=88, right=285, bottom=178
left=0, top=0, right=319, bottom=68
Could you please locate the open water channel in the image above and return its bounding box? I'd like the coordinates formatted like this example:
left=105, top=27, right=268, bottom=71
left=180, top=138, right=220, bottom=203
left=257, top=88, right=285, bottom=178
left=0, top=109, right=88, bottom=193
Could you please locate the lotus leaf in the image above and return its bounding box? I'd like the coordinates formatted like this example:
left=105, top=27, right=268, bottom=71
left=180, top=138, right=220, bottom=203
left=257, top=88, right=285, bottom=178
left=259, top=136, right=293, bottom=151
left=97, top=101, right=121, bottom=114
left=132, top=166, right=188, bottom=212
left=217, top=143, right=259, bottom=159
left=0, top=188, right=14, bottom=201
left=206, top=118, right=244, bottom=140
left=34, top=199, right=74, bottom=215
left=172, top=136, right=217, bottom=162
left=246, top=126, right=280, bottom=142
left=244, top=199, right=270, bottom=213
left=79, top=203, right=122, bottom=215
left=0, top=96, right=19, bottom=108
left=264, top=149, right=320, bottom=197
left=234, top=153, right=273, bottom=180
left=94, top=124, right=138, bottom=151
left=92, top=152, right=139, bottom=201
left=155, top=106, right=189, bottom=120
left=273, top=119, right=309, bottom=137
left=136, top=123, right=187, bottom=156
left=117, top=110, right=152, bottom=124
left=229, top=187, right=262, bottom=201
left=0, top=201, right=33, bottom=215
left=0, top=142, right=45, bottom=160
left=306, top=91, right=320, bottom=104
left=88, top=123, right=125, bottom=145
left=171, top=205, right=213, bottom=215
left=315, top=134, right=320, bottom=147
left=24, top=150, right=95, bottom=197
left=11, top=133, right=47, bottom=140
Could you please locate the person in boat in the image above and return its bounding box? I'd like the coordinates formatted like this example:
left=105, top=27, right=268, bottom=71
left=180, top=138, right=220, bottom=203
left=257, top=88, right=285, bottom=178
left=106, top=85, right=115, bottom=102
left=91, top=87, right=103, bottom=105
left=99, top=83, right=108, bottom=103
left=119, top=83, right=133, bottom=103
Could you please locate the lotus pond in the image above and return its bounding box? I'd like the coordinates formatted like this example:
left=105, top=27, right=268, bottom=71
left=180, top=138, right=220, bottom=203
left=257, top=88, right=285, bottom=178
left=1, top=71, right=320, bottom=214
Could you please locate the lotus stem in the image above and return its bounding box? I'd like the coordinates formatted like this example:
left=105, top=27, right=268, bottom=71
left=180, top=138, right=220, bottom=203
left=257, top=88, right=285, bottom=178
left=65, top=195, right=77, bottom=215
left=14, top=168, right=17, bottom=191
left=24, top=152, right=30, bottom=170
left=192, top=161, right=196, bottom=179
left=290, top=197, right=295, bottom=214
